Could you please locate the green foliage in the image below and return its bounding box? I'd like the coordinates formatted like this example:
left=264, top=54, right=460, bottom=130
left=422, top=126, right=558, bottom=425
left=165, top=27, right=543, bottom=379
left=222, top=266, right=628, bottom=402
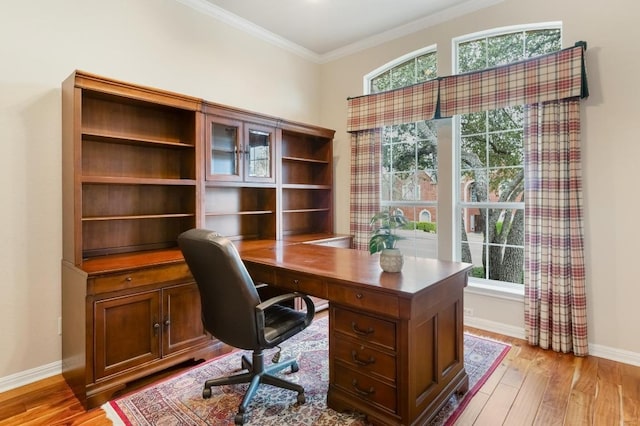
left=413, top=221, right=437, bottom=233
left=369, top=209, right=409, bottom=254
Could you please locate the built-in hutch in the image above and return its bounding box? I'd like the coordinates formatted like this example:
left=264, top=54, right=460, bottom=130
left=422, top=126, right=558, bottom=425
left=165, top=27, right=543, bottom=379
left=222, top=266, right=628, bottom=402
left=61, top=71, right=346, bottom=408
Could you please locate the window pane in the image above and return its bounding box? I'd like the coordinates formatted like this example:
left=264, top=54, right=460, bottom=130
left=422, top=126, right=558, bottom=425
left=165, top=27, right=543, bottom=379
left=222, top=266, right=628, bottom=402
left=458, top=39, right=486, bottom=72
left=460, top=135, right=487, bottom=170
left=416, top=53, right=438, bottom=82
left=525, top=29, right=561, bottom=57
left=488, top=167, right=524, bottom=200
left=461, top=112, right=486, bottom=134
left=390, top=59, right=416, bottom=89
left=488, top=106, right=523, bottom=131
left=487, top=131, right=523, bottom=168
left=487, top=32, right=524, bottom=67
left=461, top=170, right=488, bottom=202
left=371, top=71, right=390, bottom=93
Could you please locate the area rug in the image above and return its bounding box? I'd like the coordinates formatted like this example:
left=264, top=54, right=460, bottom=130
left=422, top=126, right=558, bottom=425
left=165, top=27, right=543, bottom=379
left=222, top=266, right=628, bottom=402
left=103, top=317, right=510, bottom=425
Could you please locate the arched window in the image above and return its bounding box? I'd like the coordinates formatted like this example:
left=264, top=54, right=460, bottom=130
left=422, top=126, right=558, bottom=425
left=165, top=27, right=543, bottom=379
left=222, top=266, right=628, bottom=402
left=364, top=46, right=439, bottom=258
left=454, top=23, right=562, bottom=287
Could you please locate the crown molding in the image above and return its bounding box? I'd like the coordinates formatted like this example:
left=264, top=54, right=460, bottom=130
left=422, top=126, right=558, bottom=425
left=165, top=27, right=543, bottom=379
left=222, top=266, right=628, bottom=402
left=175, top=0, right=504, bottom=64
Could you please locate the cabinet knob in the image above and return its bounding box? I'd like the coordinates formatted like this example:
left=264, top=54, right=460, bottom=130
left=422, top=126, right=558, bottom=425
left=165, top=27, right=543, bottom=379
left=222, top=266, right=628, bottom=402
left=293, top=279, right=299, bottom=285
left=125, top=276, right=132, bottom=282
left=153, top=322, right=160, bottom=335
left=355, top=293, right=363, bottom=299
left=164, top=319, right=171, bottom=328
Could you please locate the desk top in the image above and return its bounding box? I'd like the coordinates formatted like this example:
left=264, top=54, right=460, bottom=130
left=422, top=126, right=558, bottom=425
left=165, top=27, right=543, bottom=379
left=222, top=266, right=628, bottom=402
left=239, top=242, right=472, bottom=297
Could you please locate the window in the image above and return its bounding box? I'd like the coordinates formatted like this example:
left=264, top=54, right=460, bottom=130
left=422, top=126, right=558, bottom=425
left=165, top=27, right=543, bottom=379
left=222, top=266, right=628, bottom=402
left=366, top=47, right=439, bottom=258
left=454, top=24, right=562, bottom=288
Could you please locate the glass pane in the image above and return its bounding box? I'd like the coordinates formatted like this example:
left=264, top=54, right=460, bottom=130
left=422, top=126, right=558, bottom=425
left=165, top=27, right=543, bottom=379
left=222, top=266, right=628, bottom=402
left=416, top=53, right=438, bottom=82
left=488, top=167, right=524, bottom=200
left=461, top=112, right=486, bottom=135
left=247, top=130, right=271, bottom=178
left=416, top=120, right=437, bottom=140
left=488, top=106, right=523, bottom=131
left=485, top=208, right=524, bottom=283
left=390, top=59, right=416, bottom=89
left=371, top=71, right=390, bottom=93
left=460, top=136, right=487, bottom=170
left=211, top=122, right=238, bottom=176
left=461, top=170, right=488, bottom=202
left=525, top=29, right=561, bottom=58
left=488, top=131, right=523, bottom=168
left=458, top=39, right=486, bottom=72
left=487, top=32, right=524, bottom=66
left=417, top=171, right=437, bottom=202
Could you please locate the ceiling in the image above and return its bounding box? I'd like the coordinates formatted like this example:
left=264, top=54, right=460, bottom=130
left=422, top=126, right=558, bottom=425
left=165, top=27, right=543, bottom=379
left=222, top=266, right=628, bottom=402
left=182, top=0, right=503, bottom=62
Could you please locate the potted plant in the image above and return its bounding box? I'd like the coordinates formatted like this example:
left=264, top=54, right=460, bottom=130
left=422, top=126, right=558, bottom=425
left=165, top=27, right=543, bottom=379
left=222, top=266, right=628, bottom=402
left=369, top=209, right=409, bottom=272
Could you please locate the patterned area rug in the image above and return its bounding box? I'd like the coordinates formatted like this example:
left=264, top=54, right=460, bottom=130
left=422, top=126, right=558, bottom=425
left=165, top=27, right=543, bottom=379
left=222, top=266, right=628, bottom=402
left=103, top=317, right=510, bottom=425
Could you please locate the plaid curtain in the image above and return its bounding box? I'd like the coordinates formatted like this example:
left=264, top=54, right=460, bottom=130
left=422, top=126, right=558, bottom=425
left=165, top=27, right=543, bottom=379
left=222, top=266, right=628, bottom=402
left=524, top=99, right=588, bottom=356
left=349, top=129, right=381, bottom=251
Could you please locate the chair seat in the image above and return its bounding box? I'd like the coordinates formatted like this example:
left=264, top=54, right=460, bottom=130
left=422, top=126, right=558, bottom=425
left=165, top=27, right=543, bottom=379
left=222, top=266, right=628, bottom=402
left=263, top=304, right=309, bottom=344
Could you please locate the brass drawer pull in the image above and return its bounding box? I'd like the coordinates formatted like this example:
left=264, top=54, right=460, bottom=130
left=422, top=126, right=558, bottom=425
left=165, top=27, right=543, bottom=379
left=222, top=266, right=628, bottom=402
left=351, top=350, right=375, bottom=366
left=352, top=379, right=375, bottom=396
left=351, top=321, right=374, bottom=336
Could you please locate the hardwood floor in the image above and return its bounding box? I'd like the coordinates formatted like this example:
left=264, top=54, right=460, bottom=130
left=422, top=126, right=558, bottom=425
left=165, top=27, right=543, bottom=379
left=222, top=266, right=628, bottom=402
left=1, top=326, right=638, bottom=425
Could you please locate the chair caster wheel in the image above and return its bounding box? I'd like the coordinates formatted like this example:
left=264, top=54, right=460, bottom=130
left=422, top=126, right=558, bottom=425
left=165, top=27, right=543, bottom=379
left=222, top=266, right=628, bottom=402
left=202, top=388, right=212, bottom=399
left=291, top=362, right=299, bottom=373
left=297, top=393, right=306, bottom=404
left=234, top=413, right=246, bottom=425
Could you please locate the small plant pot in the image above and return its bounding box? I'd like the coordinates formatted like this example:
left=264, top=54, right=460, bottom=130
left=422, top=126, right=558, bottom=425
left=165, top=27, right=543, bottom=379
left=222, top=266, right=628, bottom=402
left=379, top=248, right=403, bottom=273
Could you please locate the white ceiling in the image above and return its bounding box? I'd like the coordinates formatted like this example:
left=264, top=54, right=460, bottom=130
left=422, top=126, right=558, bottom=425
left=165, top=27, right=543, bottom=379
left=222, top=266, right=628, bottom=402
left=180, top=0, right=503, bottom=62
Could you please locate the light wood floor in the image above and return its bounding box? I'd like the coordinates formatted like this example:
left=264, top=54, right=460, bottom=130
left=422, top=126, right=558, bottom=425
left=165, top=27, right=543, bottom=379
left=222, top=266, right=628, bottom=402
left=1, top=326, right=638, bottom=426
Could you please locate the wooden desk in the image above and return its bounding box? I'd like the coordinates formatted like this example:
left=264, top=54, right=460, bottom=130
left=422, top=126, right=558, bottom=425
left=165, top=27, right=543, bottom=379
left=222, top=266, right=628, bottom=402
left=238, top=242, right=473, bottom=426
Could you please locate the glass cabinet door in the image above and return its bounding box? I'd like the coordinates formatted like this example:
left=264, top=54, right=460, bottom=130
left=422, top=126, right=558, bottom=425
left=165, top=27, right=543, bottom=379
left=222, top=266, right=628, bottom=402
left=206, top=117, right=243, bottom=181
left=244, top=124, right=275, bottom=183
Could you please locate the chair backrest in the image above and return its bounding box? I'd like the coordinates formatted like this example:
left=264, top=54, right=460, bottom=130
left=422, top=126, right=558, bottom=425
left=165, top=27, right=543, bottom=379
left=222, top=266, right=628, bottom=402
left=178, top=229, right=262, bottom=350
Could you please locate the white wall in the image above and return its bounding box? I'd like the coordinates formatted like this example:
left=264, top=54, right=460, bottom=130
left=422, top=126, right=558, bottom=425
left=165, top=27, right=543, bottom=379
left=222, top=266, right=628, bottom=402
left=321, top=0, right=640, bottom=362
left=0, top=0, right=321, bottom=385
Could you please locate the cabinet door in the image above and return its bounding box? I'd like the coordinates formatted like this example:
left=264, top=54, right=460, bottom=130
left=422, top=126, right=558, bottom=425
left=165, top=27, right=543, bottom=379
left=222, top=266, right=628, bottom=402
left=162, top=282, right=209, bottom=355
left=206, top=116, right=243, bottom=181
left=94, top=291, right=161, bottom=380
left=244, top=123, right=275, bottom=183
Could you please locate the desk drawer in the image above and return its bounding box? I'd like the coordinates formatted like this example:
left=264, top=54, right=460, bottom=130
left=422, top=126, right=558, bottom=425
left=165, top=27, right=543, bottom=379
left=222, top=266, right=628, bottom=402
left=89, top=263, right=192, bottom=294
left=328, top=285, right=399, bottom=318
left=334, top=363, right=397, bottom=414
left=275, top=271, right=327, bottom=299
left=333, top=307, right=396, bottom=351
left=333, top=335, right=396, bottom=383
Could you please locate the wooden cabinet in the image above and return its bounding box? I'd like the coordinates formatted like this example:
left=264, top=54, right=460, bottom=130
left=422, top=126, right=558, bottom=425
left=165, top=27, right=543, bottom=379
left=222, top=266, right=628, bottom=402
left=93, top=282, right=207, bottom=380
left=203, top=103, right=336, bottom=242
left=205, top=116, right=275, bottom=183
left=61, top=71, right=225, bottom=409
left=61, top=71, right=342, bottom=408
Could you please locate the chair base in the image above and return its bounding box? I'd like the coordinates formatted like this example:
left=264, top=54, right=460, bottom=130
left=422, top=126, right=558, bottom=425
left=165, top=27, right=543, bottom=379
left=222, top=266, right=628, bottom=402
left=202, top=349, right=305, bottom=425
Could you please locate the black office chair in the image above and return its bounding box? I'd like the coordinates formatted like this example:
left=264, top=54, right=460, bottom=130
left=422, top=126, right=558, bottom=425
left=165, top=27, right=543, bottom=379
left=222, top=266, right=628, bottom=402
left=177, top=229, right=315, bottom=425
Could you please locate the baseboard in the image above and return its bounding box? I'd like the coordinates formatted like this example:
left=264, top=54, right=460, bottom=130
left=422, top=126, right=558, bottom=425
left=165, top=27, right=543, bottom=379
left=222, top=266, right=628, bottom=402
left=589, top=343, right=640, bottom=367
left=465, top=316, right=640, bottom=367
left=464, top=315, right=526, bottom=340
left=0, top=361, right=61, bottom=393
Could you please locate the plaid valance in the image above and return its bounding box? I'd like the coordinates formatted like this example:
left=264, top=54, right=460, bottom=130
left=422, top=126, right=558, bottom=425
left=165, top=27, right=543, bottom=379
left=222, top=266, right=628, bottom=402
left=346, top=79, right=439, bottom=132
left=347, top=43, right=588, bottom=132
